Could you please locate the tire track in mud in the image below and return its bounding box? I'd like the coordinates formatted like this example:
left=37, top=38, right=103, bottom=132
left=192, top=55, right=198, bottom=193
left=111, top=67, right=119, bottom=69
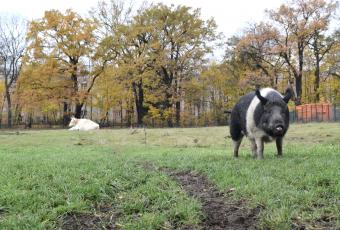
left=59, top=161, right=261, bottom=229
left=59, top=204, right=119, bottom=230
left=162, top=168, right=261, bottom=230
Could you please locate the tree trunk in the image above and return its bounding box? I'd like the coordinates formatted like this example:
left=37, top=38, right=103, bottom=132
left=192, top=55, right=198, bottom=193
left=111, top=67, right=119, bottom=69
left=164, top=95, right=173, bottom=127
left=90, top=95, right=93, bottom=120
left=120, top=102, right=123, bottom=128
left=314, top=58, right=320, bottom=102
left=6, top=90, right=12, bottom=128
left=127, top=101, right=133, bottom=127
left=132, top=81, right=145, bottom=127
left=74, top=102, right=83, bottom=118
left=174, top=77, right=181, bottom=127
left=70, top=62, right=82, bottom=119
left=175, top=101, right=180, bottom=127
left=295, top=75, right=302, bottom=106
left=0, top=96, right=5, bottom=128
left=313, top=37, right=321, bottom=103
left=13, top=103, right=21, bottom=127
left=167, top=118, right=173, bottom=127
left=25, top=113, right=33, bottom=129
left=100, top=111, right=109, bottom=127
left=296, top=43, right=304, bottom=106
left=63, top=102, right=70, bottom=126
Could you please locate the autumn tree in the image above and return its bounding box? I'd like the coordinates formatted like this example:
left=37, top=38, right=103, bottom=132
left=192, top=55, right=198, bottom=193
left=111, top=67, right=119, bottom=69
left=143, top=4, right=220, bottom=126
left=323, top=30, right=340, bottom=103
left=194, top=62, right=238, bottom=125
left=17, top=56, right=72, bottom=125
left=0, top=16, right=27, bottom=127
left=267, top=0, right=337, bottom=104
left=11, top=0, right=340, bottom=128
left=91, top=66, right=130, bottom=126
left=95, top=3, right=220, bottom=127
left=224, top=36, right=263, bottom=96
left=236, top=23, right=284, bottom=88
left=93, top=0, right=152, bottom=126
left=24, top=10, right=99, bottom=122
left=98, top=14, right=154, bottom=126
left=307, top=0, right=337, bottom=102
left=327, top=31, right=340, bottom=77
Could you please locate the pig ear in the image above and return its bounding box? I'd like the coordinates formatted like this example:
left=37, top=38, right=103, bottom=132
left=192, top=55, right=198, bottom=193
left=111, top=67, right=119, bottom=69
left=283, top=88, right=292, bottom=103
left=255, top=89, right=268, bottom=105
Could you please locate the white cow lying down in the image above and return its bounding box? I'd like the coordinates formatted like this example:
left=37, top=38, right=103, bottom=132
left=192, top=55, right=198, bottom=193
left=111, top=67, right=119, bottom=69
left=68, top=117, right=99, bottom=131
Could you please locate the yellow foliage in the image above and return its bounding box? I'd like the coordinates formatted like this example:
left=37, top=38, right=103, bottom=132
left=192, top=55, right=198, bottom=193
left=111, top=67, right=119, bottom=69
left=22, top=9, right=99, bottom=117
left=148, top=106, right=161, bottom=120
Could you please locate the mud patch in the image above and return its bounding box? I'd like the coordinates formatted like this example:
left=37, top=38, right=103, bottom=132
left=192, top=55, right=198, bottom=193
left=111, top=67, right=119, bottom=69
left=163, top=168, right=260, bottom=230
left=0, top=206, right=7, bottom=219
left=0, top=207, right=6, bottom=214
left=59, top=204, right=119, bottom=230
left=292, top=215, right=337, bottom=230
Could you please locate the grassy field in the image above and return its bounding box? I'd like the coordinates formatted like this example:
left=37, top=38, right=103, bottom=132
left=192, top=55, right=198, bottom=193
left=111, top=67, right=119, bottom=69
left=0, top=123, right=339, bottom=229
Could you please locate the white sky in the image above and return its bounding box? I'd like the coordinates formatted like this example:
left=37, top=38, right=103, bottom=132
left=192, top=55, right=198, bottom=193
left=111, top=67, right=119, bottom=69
left=0, top=0, right=287, bottom=59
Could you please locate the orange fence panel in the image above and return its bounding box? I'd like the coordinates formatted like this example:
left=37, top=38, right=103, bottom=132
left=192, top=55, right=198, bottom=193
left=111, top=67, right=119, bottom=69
left=295, top=103, right=332, bottom=122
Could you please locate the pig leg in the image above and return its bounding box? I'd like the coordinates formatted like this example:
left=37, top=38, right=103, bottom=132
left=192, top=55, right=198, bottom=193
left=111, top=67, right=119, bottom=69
left=255, top=138, right=264, bottom=159
left=249, top=138, right=257, bottom=158
left=230, top=120, right=243, bottom=158
left=276, top=137, right=283, bottom=157
left=233, top=137, right=243, bottom=158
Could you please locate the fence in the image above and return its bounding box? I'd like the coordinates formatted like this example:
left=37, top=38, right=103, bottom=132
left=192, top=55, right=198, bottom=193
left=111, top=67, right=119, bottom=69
left=290, top=103, right=340, bottom=123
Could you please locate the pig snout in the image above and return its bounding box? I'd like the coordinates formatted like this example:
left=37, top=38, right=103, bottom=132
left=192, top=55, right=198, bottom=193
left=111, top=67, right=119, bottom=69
left=276, top=125, right=283, bottom=131
left=272, top=119, right=285, bottom=135
left=275, top=124, right=284, bottom=133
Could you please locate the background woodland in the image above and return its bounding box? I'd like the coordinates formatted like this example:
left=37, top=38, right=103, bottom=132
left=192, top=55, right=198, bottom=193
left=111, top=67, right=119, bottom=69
left=0, top=0, right=340, bottom=128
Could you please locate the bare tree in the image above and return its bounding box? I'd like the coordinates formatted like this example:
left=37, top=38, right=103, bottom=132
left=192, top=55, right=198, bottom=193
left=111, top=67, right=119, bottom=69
left=0, top=16, right=27, bottom=127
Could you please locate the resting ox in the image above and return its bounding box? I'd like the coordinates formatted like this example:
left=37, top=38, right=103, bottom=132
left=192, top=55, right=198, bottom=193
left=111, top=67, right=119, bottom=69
left=68, top=117, right=99, bottom=131
left=230, top=88, right=292, bottom=159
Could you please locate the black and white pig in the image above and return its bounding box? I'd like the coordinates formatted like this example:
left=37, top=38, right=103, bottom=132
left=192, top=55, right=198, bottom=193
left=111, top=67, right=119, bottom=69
left=230, top=88, right=292, bottom=159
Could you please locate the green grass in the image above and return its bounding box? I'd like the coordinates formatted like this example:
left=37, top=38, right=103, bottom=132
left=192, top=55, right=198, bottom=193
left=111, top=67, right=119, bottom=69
left=0, top=123, right=339, bottom=229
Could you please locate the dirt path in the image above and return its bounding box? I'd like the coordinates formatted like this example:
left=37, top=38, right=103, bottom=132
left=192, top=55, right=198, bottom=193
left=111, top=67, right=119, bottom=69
left=163, top=168, right=260, bottom=230
left=59, top=204, right=119, bottom=230
left=59, top=163, right=260, bottom=229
